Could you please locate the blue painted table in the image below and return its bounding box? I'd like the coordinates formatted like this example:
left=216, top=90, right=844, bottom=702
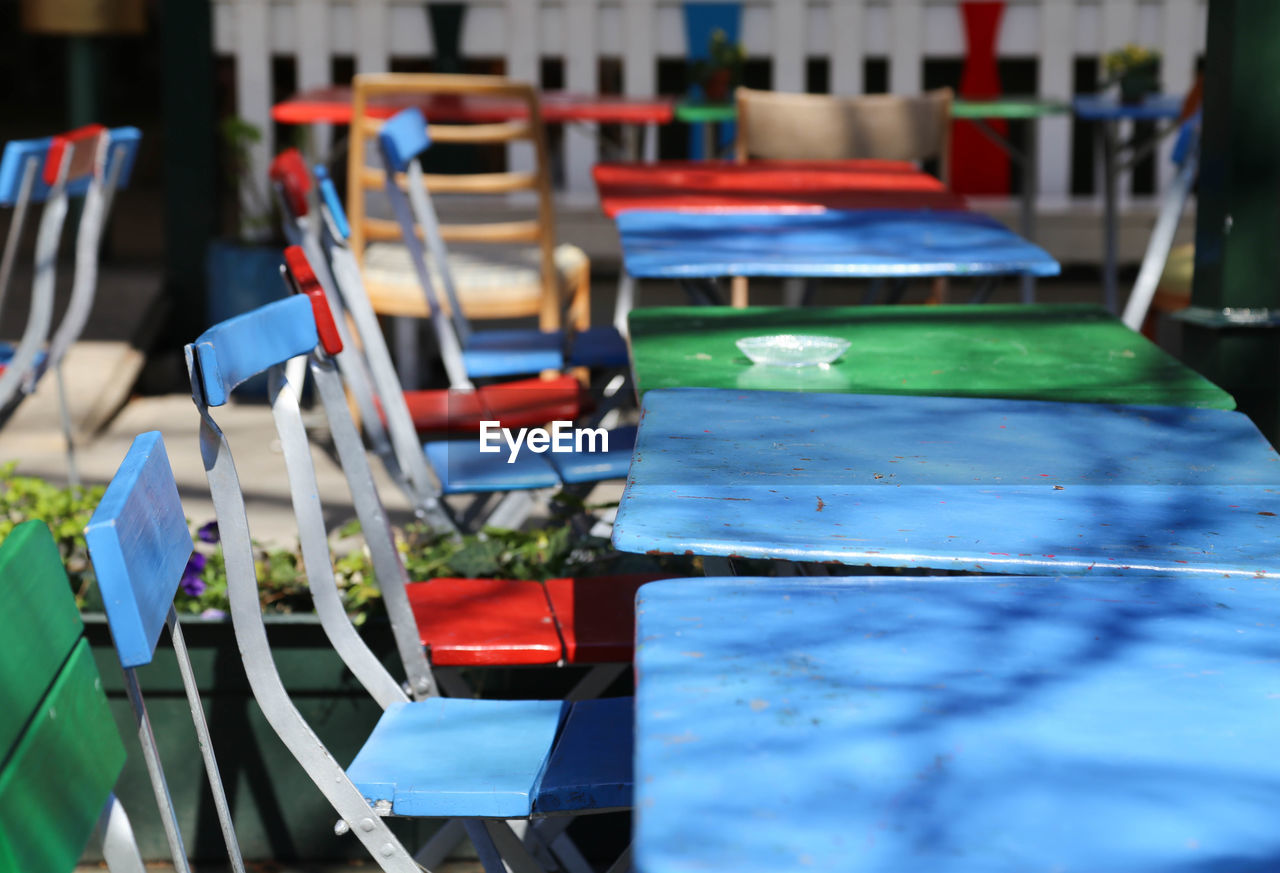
left=616, top=209, right=1060, bottom=282
left=1072, top=94, right=1186, bottom=312
left=634, top=575, right=1280, bottom=873
left=612, top=388, right=1280, bottom=576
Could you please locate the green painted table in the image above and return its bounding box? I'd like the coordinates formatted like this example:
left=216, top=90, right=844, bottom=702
left=627, top=303, right=1235, bottom=408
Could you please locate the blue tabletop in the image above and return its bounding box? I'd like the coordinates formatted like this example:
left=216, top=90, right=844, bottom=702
left=615, top=209, right=1061, bottom=279
left=634, top=576, right=1280, bottom=873
left=612, top=388, right=1280, bottom=576
left=1072, top=94, right=1184, bottom=121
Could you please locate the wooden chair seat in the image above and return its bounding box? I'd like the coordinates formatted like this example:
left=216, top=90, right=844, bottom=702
left=545, top=574, right=669, bottom=664
left=346, top=696, right=630, bottom=818
left=406, top=577, right=563, bottom=666
left=362, top=241, right=588, bottom=321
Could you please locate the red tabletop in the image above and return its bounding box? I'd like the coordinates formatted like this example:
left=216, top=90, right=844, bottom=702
left=273, top=85, right=675, bottom=126
left=592, top=160, right=967, bottom=217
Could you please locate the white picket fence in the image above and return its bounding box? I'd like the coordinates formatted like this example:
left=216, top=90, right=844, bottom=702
left=213, top=0, right=1207, bottom=207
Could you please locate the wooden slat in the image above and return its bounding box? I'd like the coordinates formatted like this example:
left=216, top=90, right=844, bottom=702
left=0, top=639, right=126, bottom=873
left=362, top=216, right=541, bottom=244
left=359, top=166, right=538, bottom=194
left=0, top=521, right=84, bottom=761
left=358, top=117, right=534, bottom=145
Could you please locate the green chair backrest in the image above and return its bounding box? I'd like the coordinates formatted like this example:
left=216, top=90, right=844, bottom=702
left=0, top=520, right=126, bottom=873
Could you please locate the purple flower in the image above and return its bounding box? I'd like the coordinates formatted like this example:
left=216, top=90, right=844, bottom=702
left=197, top=521, right=220, bottom=544
left=180, top=552, right=207, bottom=597
left=199, top=608, right=227, bottom=620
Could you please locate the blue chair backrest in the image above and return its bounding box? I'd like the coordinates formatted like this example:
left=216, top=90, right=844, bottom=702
left=314, top=164, right=351, bottom=241
left=0, top=126, right=141, bottom=206
left=187, top=294, right=322, bottom=407
left=377, top=107, right=433, bottom=174
left=85, top=431, right=194, bottom=669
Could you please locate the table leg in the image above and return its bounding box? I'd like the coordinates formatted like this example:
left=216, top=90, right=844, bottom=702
left=969, top=276, right=998, bottom=304
left=1019, top=119, right=1039, bottom=304
left=680, top=278, right=724, bottom=305
left=623, top=124, right=640, bottom=162
left=644, top=122, right=658, bottom=162
left=394, top=317, right=420, bottom=390
left=1100, top=120, right=1119, bottom=313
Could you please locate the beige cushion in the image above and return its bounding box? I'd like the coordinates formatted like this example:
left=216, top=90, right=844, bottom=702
left=360, top=242, right=588, bottom=320
left=738, top=87, right=952, bottom=163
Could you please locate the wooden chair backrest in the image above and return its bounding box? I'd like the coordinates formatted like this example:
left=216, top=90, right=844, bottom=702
left=735, top=87, right=954, bottom=183
left=347, top=73, right=560, bottom=320
left=0, top=521, right=126, bottom=872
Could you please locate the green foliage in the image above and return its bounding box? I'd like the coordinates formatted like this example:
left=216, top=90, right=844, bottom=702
left=690, top=28, right=746, bottom=97
left=1103, top=44, right=1161, bottom=78
left=218, top=116, right=276, bottom=242
left=0, top=465, right=687, bottom=623
left=0, top=462, right=104, bottom=608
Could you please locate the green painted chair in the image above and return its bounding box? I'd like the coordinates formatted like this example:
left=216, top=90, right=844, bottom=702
left=0, top=520, right=144, bottom=873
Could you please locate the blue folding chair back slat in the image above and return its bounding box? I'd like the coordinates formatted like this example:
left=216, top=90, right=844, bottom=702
left=86, top=431, right=195, bottom=669
left=0, top=127, right=141, bottom=206
left=188, top=295, right=319, bottom=407
left=376, top=106, right=433, bottom=173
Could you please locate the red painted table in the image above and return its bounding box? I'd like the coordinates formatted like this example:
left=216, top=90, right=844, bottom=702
left=272, top=85, right=675, bottom=126
left=593, top=160, right=966, bottom=217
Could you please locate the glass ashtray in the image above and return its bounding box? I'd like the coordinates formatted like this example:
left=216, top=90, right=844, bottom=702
left=734, top=334, right=851, bottom=367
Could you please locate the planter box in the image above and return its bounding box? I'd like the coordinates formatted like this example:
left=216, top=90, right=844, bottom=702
left=82, top=613, right=436, bottom=862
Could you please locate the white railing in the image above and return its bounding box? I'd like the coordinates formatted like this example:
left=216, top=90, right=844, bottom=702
left=214, top=0, right=1207, bottom=207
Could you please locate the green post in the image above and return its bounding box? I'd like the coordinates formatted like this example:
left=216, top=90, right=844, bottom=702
left=1180, top=0, right=1280, bottom=444
left=67, top=36, right=99, bottom=128
left=159, top=0, right=217, bottom=352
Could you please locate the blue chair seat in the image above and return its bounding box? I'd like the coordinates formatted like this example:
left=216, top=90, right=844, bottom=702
left=347, top=697, right=634, bottom=818
left=348, top=697, right=568, bottom=818
left=547, top=426, right=637, bottom=485
left=424, top=438, right=562, bottom=494
left=535, top=696, right=633, bottom=813
left=463, top=329, right=564, bottom=379
left=568, top=326, right=629, bottom=368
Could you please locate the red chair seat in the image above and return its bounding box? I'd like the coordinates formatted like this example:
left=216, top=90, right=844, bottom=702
left=401, top=376, right=582, bottom=434
left=544, top=574, right=669, bottom=664
left=407, top=577, right=563, bottom=666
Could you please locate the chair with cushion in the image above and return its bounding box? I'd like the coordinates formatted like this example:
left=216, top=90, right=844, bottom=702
left=730, top=86, right=953, bottom=306
left=182, top=291, right=633, bottom=873
left=347, top=73, right=595, bottom=384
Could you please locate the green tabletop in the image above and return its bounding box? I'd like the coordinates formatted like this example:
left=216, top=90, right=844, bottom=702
left=627, top=304, right=1235, bottom=408
left=674, top=99, right=738, bottom=124
left=675, top=97, right=1071, bottom=126
left=953, top=97, right=1072, bottom=120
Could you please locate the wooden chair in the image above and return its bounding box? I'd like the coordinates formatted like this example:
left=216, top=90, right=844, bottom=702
left=731, top=86, right=954, bottom=306
left=181, top=292, right=633, bottom=873
left=347, top=73, right=592, bottom=382
left=0, top=520, right=144, bottom=873
left=85, top=431, right=247, bottom=873
left=0, top=126, right=141, bottom=482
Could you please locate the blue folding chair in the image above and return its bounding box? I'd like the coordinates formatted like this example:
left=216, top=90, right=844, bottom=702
left=278, top=170, right=636, bottom=531
left=182, top=290, right=633, bottom=872
left=375, top=107, right=630, bottom=381
left=85, top=432, right=246, bottom=873
left=0, top=125, right=141, bottom=484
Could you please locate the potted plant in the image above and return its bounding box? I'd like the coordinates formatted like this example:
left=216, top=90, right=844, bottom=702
left=205, top=118, right=290, bottom=332
left=1103, top=44, right=1162, bottom=104
left=691, top=28, right=745, bottom=103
